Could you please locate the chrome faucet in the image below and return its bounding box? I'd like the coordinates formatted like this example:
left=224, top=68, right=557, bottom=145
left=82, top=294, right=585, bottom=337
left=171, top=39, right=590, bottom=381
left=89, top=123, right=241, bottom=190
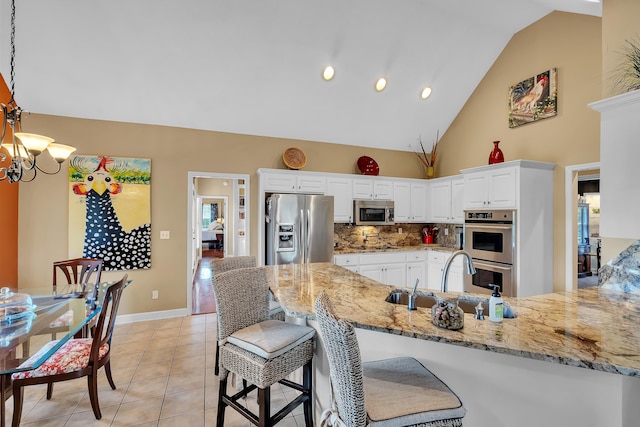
left=441, top=250, right=477, bottom=293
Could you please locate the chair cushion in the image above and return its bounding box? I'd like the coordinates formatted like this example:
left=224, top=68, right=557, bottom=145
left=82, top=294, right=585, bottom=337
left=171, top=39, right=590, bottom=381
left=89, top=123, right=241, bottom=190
left=227, top=319, right=315, bottom=359
left=364, top=357, right=466, bottom=426
left=49, top=310, right=74, bottom=328
left=12, top=338, right=109, bottom=380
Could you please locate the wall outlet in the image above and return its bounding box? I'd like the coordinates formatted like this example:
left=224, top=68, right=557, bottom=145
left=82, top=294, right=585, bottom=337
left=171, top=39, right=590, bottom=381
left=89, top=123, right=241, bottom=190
left=444, top=228, right=449, bottom=235
left=152, top=290, right=159, bottom=300
left=398, top=227, right=402, bottom=234
left=160, top=231, right=170, bottom=239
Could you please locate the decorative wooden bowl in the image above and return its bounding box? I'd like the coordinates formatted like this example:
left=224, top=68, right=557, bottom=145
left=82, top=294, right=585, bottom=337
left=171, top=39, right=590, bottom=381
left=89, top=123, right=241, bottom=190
left=283, top=147, right=307, bottom=170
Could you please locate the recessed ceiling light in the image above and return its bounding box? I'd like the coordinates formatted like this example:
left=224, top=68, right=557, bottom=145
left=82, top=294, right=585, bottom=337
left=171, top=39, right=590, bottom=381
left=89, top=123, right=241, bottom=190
left=322, top=66, right=335, bottom=81
left=420, top=86, right=432, bottom=100
left=375, top=77, right=387, bottom=92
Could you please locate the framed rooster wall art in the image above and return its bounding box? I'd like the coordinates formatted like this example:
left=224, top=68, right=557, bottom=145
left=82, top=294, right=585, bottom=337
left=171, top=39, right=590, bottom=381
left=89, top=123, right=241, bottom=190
left=508, top=68, right=557, bottom=128
left=68, top=155, right=152, bottom=271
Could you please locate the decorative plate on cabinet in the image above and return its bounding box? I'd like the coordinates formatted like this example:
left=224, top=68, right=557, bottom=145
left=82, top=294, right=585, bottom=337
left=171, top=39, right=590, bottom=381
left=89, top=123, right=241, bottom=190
left=357, top=156, right=379, bottom=175
left=283, top=147, right=307, bottom=170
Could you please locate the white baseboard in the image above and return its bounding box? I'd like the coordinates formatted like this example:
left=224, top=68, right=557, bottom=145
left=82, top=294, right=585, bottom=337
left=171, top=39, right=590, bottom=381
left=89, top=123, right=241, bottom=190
left=115, top=308, right=190, bottom=325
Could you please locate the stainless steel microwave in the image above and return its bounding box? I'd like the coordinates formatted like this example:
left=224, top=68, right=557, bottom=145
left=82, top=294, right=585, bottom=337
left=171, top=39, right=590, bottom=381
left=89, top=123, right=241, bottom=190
left=354, top=200, right=395, bottom=225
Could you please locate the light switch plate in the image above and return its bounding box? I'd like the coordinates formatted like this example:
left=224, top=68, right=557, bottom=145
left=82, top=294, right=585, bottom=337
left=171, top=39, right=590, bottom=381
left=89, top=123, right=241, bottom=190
left=160, top=231, right=170, bottom=239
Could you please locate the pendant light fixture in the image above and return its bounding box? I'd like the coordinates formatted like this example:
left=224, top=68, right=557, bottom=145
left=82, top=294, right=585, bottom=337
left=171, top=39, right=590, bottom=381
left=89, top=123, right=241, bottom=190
left=0, top=0, right=76, bottom=183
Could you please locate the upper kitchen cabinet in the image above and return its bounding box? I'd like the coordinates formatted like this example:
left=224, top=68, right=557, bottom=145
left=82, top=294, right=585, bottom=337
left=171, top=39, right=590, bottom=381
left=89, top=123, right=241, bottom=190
left=463, top=166, right=517, bottom=209
left=260, top=170, right=326, bottom=194
left=326, top=176, right=353, bottom=223
left=461, top=161, right=554, bottom=212
left=394, top=180, right=428, bottom=222
left=429, top=176, right=464, bottom=223
left=352, top=178, right=394, bottom=200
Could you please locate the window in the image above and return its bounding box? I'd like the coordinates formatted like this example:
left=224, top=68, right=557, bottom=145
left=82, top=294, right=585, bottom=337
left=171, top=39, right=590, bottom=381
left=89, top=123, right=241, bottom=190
left=202, top=203, right=218, bottom=230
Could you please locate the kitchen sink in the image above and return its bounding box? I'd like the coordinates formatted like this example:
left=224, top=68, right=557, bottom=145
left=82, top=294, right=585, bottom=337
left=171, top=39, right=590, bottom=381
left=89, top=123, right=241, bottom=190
left=385, top=290, right=517, bottom=318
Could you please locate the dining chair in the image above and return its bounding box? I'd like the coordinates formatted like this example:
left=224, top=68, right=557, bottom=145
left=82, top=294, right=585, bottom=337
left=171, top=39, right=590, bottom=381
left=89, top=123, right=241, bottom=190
left=314, top=291, right=466, bottom=427
left=50, top=258, right=104, bottom=339
left=212, top=267, right=314, bottom=427
left=211, top=256, right=285, bottom=375
left=53, top=258, right=103, bottom=297
left=10, top=274, right=128, bottom=427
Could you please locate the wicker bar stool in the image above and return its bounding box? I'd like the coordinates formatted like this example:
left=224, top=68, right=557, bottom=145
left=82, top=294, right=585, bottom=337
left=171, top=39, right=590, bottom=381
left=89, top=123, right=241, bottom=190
left=314, top=291, right=466, bottom=427
left=211, top=256, right=285, bottom=376
left=212, top=267, right=315, bottom=427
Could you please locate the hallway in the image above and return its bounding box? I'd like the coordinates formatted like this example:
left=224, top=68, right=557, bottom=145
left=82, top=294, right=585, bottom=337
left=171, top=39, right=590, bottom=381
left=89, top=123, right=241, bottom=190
left=192, top=257, right=217, bottom=315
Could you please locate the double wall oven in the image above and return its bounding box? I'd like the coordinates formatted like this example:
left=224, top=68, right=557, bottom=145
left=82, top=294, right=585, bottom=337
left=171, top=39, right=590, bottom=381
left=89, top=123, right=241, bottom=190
left=463, top=210, right=516, bottom=297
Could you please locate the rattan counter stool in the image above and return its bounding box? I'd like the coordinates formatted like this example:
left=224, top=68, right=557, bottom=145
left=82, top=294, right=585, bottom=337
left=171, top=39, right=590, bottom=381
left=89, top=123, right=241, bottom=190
left=314, top=291, right=466, bottom=427
left=210, top=256, right=285, bottom=376
left=212, top=267, right=315, bottom=427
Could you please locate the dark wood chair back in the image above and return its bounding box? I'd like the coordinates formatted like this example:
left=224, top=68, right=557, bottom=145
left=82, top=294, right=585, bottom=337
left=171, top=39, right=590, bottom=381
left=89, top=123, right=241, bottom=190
left=53, top=258, right=103, bottom=296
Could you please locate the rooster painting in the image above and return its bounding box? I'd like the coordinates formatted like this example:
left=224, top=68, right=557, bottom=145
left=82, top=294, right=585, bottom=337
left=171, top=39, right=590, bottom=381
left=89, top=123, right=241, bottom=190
left=69, top=155, right=151, bottom=271
left=508, top=68, right=557, bottom=128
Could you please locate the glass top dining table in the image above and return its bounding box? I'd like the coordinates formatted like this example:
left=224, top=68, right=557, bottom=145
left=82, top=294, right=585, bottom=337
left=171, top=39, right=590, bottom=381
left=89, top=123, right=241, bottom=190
left=0, top=290, right=102, bottom=376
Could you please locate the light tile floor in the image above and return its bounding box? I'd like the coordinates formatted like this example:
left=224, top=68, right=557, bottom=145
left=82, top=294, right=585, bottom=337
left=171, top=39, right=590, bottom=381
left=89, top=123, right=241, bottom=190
left=4, top=315, right=307, bottom=426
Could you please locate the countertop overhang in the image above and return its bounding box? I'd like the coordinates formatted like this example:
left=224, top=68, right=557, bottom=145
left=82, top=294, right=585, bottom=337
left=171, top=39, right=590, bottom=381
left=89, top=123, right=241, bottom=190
left=266, top=262, right=640, bottom=377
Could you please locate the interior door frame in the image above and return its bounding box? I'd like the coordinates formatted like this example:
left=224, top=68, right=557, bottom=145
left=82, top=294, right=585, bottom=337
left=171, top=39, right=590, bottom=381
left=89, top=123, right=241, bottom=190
left=186, top=171, right=250, bottom=313
left=564, top=162, right=600, bottom=291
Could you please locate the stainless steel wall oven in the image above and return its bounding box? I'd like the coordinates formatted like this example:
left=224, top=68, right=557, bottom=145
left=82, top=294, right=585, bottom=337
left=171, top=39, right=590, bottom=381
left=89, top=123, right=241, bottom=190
left=464, top=210, right=516, bottom=296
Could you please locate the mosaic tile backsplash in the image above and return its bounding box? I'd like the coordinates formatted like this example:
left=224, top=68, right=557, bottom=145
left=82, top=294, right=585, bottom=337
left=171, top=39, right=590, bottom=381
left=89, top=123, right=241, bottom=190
left=334, top=223, right=463, bottom=250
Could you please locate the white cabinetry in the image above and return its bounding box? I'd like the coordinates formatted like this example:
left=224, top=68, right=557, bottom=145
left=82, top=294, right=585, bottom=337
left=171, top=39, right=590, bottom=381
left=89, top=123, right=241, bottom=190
left=359, top=252, right=406, bottom=286
left=353, top=179, right=394, bottom=200
left=429, top=176, right=464, bottom=223
left=426, top=250, right=463, bottom=292
left=326, top=177, right=353, bottom=223
left=334, top=254, right=359, bottom=272
left=461, top=160, right=556, bottom=296
left=451, top=177, right=465, bottom=223
left=394, top=180, right=428, bottom=222
left=334, top=251, right=428, bottom=289
left=263, top=172, right=326, bottom=194
left=405, top=251, right=428, bottom=290
left=463, top=167, right=516, bottom=209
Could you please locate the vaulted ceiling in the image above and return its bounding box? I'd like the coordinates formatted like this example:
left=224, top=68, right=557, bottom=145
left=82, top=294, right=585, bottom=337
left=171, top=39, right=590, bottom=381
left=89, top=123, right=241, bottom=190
left=0, top=0, right=601, bottom=153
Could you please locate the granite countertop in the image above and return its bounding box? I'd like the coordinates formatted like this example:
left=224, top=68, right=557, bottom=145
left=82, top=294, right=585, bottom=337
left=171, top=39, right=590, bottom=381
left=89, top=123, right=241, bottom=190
left=334, top=244, right=457, bottom=254
left=266, top=262, right=640, bottom=377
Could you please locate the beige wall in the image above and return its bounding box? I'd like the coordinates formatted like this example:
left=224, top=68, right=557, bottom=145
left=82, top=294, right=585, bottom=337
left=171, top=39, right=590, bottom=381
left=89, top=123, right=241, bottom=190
left=17, top=116, right=421, bottom=316
left=438, top=11, right=602, bottom=291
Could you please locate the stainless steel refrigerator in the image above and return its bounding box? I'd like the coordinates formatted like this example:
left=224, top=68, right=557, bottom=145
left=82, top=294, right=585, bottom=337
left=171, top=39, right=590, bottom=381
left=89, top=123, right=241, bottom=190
left=265, top=194, right=334, bottom=265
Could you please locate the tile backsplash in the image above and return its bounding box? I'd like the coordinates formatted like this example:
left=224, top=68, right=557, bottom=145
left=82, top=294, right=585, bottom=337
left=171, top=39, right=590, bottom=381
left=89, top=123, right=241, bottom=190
left=334, top=223, right=463, bottom=249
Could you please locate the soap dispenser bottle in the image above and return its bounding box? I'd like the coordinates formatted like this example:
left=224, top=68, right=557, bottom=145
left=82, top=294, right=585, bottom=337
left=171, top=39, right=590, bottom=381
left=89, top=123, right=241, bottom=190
left=489, top=284, right=504, bottom=323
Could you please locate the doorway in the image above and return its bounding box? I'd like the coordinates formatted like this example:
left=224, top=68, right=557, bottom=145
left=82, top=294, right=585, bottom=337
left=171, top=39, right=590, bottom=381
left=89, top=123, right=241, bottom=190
left=186, top=172, right=250, bottom=314
left=564, top=162, right=600, bottom=291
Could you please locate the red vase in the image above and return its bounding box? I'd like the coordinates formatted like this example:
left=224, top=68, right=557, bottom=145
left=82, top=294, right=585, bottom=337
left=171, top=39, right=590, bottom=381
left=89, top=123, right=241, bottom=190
left=488, top=140, right=504, bottom=164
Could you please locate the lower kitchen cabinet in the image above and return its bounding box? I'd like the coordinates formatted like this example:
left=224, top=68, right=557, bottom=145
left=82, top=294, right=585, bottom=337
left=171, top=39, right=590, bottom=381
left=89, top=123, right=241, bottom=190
left=359, top=252, right=406, bottom=286
left=333, top=254, right=359, bottom=272
left=334, top=251, right=429, bottom=289
left=427, top=250, right=463, bottom=292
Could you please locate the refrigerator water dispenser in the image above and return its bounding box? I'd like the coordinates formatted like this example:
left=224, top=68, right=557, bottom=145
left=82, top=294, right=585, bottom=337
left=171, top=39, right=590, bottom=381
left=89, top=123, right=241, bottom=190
left=277, top=224, right=295, bottom=252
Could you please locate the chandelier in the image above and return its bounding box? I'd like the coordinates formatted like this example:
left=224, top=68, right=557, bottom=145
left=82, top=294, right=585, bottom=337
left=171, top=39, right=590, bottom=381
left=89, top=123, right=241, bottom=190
left=0, top=0, right=75, bottom=183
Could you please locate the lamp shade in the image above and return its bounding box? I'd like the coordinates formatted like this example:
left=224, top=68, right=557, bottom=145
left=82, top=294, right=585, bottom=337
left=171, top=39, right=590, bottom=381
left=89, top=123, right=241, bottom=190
left=14, top=132, right=54, bottom=156
left=1, top=142, right=29, bottom=159
left=47, top=143, right=76, bottom=162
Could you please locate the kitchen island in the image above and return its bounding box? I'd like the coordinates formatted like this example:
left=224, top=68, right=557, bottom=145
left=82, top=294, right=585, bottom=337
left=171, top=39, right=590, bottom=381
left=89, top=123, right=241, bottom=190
left=266, top=262, right=640, bottom=427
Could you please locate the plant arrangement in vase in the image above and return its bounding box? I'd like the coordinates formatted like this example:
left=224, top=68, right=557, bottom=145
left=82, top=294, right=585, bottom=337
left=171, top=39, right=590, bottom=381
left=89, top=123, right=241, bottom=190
left=611, top=37, right=640, bottom=94
left=412, top=130, right=439, bottom=179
